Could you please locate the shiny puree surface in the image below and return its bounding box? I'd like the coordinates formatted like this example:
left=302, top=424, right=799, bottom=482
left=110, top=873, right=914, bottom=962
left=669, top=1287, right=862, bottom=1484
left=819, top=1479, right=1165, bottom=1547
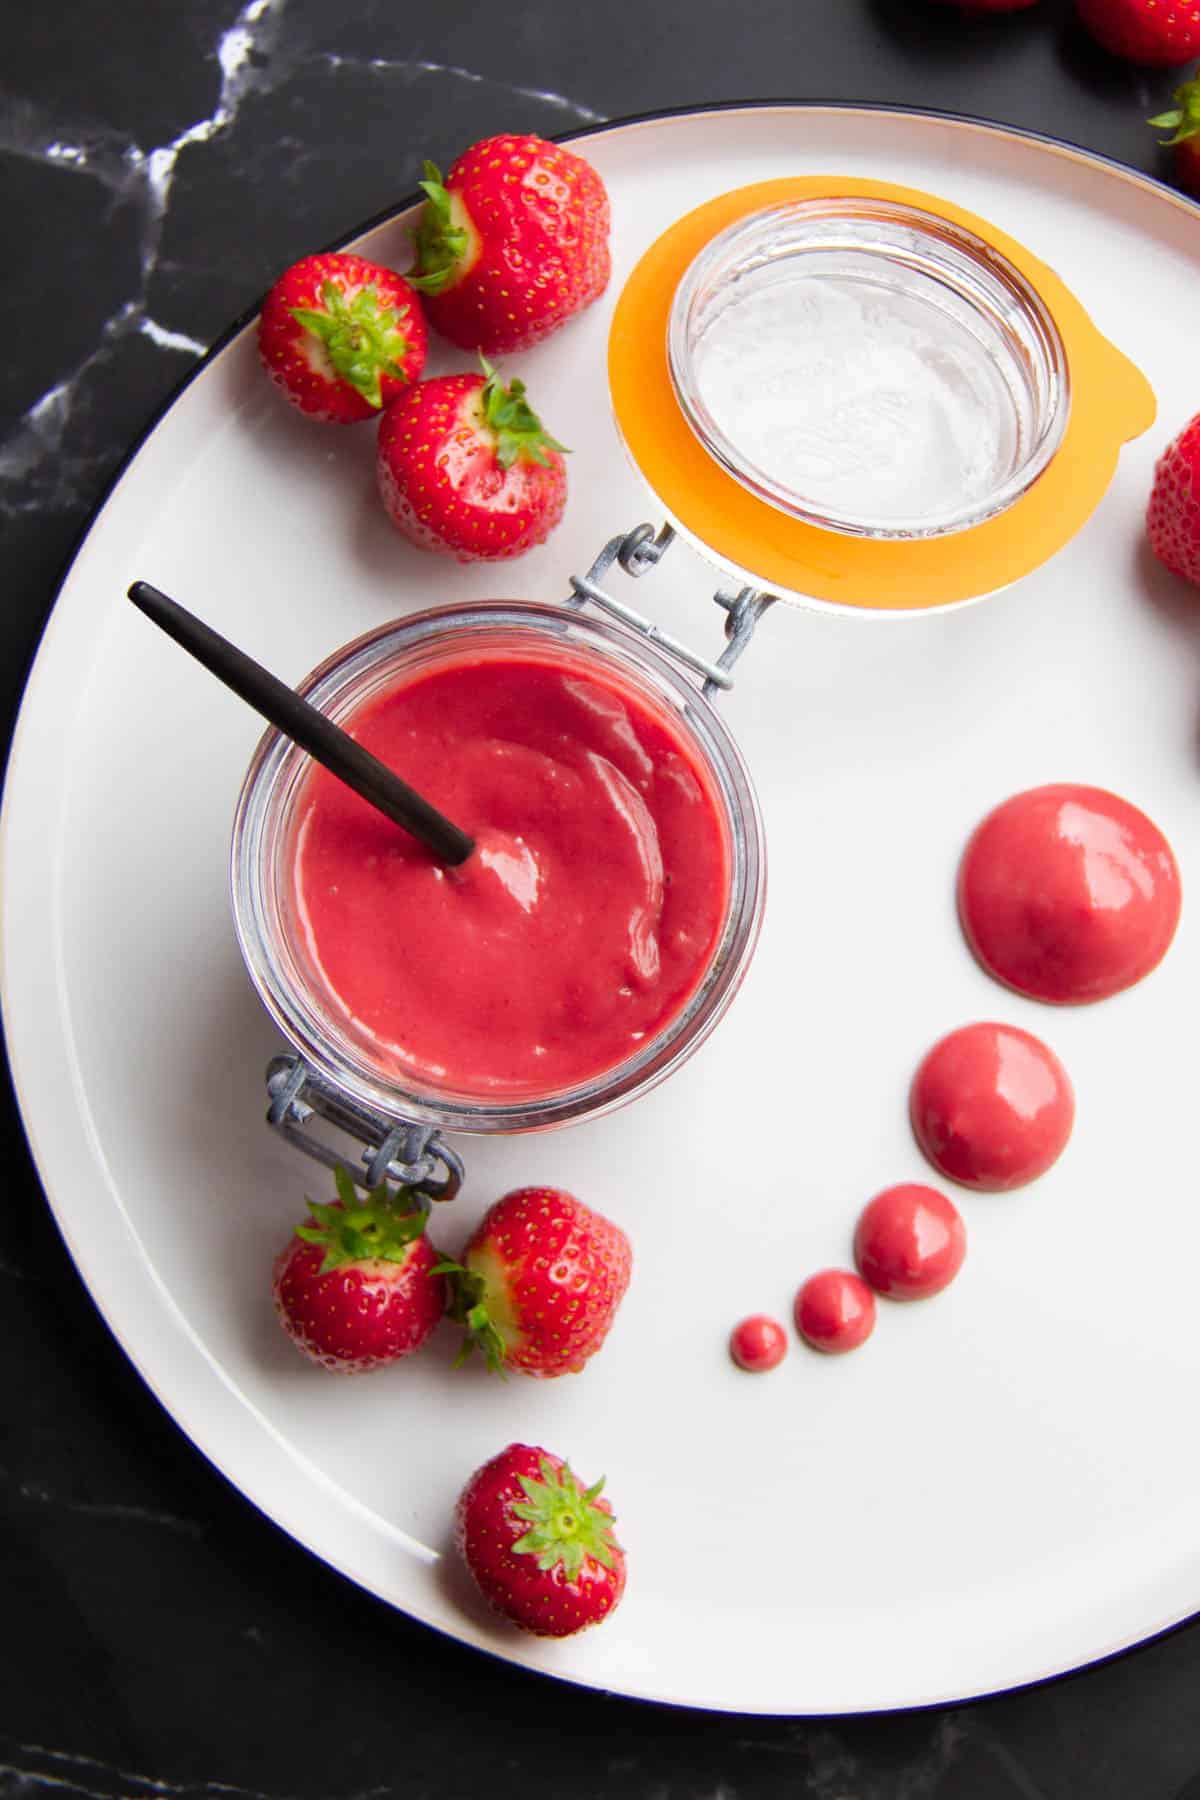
left=293, top=649, right=731, bottom=1097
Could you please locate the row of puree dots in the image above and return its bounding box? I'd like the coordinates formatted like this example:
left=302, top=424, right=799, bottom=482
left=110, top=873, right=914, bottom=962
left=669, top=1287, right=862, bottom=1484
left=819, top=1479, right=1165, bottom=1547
left=730, top=783, right=1183, bottom=1371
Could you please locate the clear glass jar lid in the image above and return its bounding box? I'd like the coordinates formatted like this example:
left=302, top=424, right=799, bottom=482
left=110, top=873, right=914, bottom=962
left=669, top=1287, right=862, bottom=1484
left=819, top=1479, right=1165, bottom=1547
left=667, top=197, right=1070, bottom=541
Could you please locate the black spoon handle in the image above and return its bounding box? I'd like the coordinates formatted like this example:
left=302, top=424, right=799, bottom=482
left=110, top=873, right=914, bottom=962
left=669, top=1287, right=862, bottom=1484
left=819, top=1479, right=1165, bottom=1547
left=128, top=581, right=475, bottom=867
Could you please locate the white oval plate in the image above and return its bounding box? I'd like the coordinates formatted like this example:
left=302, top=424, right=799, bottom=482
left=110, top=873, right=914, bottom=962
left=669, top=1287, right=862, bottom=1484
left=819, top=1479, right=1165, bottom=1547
left=4, top=105, right=1199, bottom=1716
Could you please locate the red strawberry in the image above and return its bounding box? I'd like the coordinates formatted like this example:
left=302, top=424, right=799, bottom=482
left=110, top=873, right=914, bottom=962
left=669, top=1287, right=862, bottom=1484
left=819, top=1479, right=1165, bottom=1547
left=377, top=361, right=567, bottom=561
left=408, top=134, right=610, bottom=353
left=437, top=1187, right=632, bottom=1377
left=258, top=251, right=427, bottom=422
left=457, top=1443, right=626, bottom=1637
left=1150, top=70, right=1200, bottom=195
left=272, top=1167, right=446, bottom=1371
left=1077, top=0, right=1200, bottom=64
left=1147, top=411, right=1200, bottom=586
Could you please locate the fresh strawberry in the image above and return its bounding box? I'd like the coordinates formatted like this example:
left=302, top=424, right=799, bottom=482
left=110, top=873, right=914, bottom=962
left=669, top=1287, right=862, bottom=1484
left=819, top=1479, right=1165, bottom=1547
left=408, top=134, right=611, bottom=353
left=1077, top=0, right=1200, bottom=64
left=457, top=1443, right=626, bottom=1637
left=1150, top=70, right=1200, bottom=195
left=258, top=251, right=427, bottom=422
left=1147, top=411, right=1200, bottom=586
left=436, top=1187, right=631, bottom=1377
left=377, top=361, right=567, bottom=561
left=272, top=1167, right=445, bottom=1371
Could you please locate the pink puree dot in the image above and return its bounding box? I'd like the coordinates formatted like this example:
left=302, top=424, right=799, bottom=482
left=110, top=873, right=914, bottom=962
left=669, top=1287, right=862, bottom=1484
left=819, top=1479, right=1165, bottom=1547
left=794, top=1269, right=876, bottom=1354
left=958, top=783, right=1181, bottom=1004
left=729, top=1314, right=788, bottom=1372
left=854, top=1184, right=966, bottom=1301
left=911, top=1021, right=1074, bottom=1192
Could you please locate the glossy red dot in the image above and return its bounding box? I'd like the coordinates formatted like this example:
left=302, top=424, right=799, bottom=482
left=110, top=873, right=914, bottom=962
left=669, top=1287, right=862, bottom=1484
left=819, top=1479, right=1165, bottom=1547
left=854, top=1184, right=966, bottom=1301
left=958, top=784, right=1181, bottom=1004
left=793, top=1269, right=876, bottom=1354
left=729, top=1314, right=788, bottom=1372
left=911, top=1021, right=1074, bottom=1191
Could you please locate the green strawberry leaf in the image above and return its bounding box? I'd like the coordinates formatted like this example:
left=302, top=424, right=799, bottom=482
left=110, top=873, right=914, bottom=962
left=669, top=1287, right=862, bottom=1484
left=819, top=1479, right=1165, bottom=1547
left=294, top=1165, right=428, bottom=1275
left=509, top=1457, right=619, bottom=1580
left=408, top=161, right=471, bottom=294
left=289, top=278, right=413, bottom=409
left=1150, top=76, right=1200, bottom=146
left=435, top=1254, right=511, bottom=1374
left=479, top=356, right=568, bottom=472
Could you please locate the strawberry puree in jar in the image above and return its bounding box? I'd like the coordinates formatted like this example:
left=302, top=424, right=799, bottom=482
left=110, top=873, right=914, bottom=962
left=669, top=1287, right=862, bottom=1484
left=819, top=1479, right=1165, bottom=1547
left=291, top=649, right=731, bottom=1098
left=958, top=783, right=1181, bottom=1004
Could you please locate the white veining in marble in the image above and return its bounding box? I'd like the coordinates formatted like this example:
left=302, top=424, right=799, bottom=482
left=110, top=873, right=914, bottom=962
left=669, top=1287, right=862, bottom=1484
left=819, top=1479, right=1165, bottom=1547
left=0, top=301, right=146, bottom=512
left=138, top=316, right=209, bottom=356
left=0, top=1738, right=394, bottom=1800
left=145, top=0, right=289, bottom=234
left=0, top=0, right=290, bottom=511
left=322, top=52, right=604, bottom=122
left=17, top=1477, right=206, bottom=1538
left=0, top=1711, right=1060, bottom=1800
left=976, top=1737, right=1056, bottom=1800
left=3, top=1462, right=204, bottom=1536
left=735, top=1715, right=972, bottom=1797
left=0, top=0, right=604, bottom=519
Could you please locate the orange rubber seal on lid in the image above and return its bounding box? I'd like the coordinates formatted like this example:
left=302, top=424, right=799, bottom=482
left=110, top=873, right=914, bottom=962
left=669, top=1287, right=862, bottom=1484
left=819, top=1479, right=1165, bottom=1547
left=608, top=177, right=1156, bottom=611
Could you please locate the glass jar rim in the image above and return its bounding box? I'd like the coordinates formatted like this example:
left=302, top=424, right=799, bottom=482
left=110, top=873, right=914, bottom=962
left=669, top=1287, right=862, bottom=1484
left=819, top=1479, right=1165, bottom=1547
left=667, top=195, right=1071, bottom=542
left=230, top=600, right=766, bottom=1135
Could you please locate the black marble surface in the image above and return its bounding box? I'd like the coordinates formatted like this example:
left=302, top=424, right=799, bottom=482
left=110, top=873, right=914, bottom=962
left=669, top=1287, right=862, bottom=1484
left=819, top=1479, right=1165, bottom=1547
left=3, top=2, right=1199, bottom=1794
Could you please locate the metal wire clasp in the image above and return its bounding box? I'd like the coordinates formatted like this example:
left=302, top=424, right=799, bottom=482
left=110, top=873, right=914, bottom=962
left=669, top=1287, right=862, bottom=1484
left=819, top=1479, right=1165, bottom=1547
left=265, top=1056, right=464, bottom=1201
left=566, top=524, right=776, bottom=700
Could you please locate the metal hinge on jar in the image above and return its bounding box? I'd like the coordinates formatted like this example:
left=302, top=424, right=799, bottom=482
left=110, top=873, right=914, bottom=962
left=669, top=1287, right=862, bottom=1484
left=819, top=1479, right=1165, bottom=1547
left=565, top=523, right=776, bottom=701
left=265, top=1055, right=464, bottom=1201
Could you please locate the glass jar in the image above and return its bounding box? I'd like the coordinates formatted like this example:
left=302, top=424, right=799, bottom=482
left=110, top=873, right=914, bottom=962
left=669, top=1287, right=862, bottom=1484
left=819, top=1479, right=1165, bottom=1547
left=231, top=600, right=765, bottom=1136
left=667, top=197, right=1070, bottom=542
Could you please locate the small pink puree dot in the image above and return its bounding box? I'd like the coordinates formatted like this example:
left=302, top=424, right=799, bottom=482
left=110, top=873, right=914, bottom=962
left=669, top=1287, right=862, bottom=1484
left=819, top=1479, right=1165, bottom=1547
left=729, top=1314, right=788, bottom=1372
left=794, top=1269, right=876, bottom=1353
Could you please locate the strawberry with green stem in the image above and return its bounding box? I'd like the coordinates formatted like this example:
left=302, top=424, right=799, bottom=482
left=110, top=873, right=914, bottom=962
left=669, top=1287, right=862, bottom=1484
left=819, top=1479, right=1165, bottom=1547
left=436, top=1186, right=632, bottom=1377
left=408, top=134, right=611, bottom=353
left=456, top=1442, right=626, bottom=1637
left=1150, top=69, right=1200, bottom=196
left=377, top=359, right=568, bottom=561
left=258, top=251, right=427, bottom=423
left=272, top=1166, right=446, bottom=1371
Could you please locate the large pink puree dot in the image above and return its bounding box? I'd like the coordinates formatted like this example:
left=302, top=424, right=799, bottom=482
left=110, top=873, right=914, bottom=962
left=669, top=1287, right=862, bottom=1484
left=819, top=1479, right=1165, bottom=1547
left=854, top=1184, right=966, bottom=1301
left=958, top=783, right=1181, bottom=1004
left=910, top=1021, right=1074, bottom=1192
left=793, top=1269, right=876, bottom=1354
